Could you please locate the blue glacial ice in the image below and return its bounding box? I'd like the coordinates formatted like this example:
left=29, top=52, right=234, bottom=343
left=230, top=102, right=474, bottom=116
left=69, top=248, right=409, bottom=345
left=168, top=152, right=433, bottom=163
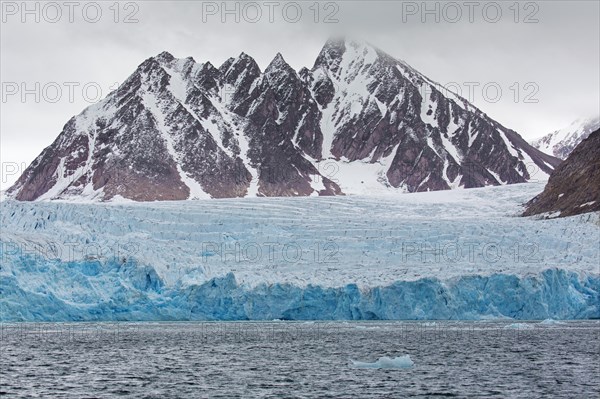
left=1, top=183, right=599, bottom=321
left=1, top=254, right=598, bottom=321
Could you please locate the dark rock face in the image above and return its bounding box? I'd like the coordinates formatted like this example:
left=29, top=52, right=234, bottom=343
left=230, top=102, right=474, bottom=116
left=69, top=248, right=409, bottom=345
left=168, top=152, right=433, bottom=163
left=8, top=39, right=560, bottom=201
left=523, top=129, right=600, bottom=218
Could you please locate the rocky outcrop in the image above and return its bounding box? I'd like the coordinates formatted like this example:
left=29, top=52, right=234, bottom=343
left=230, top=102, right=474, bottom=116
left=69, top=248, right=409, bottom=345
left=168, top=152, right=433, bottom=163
left=523, top=129, right=600, bottom=218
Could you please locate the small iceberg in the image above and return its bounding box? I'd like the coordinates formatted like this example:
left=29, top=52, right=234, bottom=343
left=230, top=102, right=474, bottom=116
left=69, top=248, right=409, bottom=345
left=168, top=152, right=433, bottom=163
left=354, top=325, right=381, bottom=330
left=539, top=319, right=564, bottom=325
left=350, top=355, right=414, bottom=369
left=503, top=323, right=534, bottom=329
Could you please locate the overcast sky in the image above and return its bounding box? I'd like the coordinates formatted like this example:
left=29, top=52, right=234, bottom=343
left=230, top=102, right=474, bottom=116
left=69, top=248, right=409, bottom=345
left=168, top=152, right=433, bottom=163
left=1, top=0, right=599, bottom=187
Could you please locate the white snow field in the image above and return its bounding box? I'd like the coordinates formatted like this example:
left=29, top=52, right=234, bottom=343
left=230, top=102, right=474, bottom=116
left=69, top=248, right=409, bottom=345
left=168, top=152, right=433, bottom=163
left=1, top=182, right=598, bottom=321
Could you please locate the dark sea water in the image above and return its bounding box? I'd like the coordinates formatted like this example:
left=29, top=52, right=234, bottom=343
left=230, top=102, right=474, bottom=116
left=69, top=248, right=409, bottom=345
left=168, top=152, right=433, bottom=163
left=1, top=321, right=599, bottom=398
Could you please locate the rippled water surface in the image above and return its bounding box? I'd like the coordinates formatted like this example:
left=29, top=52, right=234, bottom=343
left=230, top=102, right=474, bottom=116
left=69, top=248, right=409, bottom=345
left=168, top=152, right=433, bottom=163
left=1, top=321, right=599, bottom=398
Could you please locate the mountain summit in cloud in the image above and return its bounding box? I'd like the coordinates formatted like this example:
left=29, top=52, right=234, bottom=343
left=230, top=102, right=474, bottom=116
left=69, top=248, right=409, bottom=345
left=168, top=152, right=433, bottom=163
left=531, top=116, right=600, bottom=160
left=8, top=39, right=560, bottom=201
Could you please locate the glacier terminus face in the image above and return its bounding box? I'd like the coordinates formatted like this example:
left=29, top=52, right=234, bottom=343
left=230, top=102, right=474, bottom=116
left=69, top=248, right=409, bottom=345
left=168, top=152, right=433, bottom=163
left=1, top=182, right=598, bottom=321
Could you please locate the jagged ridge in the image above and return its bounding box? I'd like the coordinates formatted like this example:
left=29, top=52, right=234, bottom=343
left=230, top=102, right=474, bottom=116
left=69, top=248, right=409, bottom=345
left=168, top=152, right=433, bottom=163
left=8, top=39, right=560, bottom=201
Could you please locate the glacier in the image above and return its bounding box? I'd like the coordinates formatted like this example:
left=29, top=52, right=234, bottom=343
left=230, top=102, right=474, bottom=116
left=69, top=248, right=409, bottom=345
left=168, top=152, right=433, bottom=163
left=1, top=182, right=598, bottom=321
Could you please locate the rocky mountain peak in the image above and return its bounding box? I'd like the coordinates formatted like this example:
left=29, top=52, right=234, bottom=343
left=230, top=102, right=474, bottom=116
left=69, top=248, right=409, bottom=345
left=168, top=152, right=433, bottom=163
left=265, top=52, right=294, bottom=75
left=220, top=52, right=261, bottom=85
left=154, top=50, right=175, bottom=64
left=7, top=40, right=561, bottom=202
left=270, top=52, right=286, bottom=65
left=234, top=52, right=259, bottom=68
left=313, top=38, right=381, bottom=72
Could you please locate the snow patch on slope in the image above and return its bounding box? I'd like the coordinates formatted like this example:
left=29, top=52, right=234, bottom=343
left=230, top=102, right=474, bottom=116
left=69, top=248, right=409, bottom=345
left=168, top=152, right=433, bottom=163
left=318, top=41, right=381, bottom=159
left=141, top=91, right=210, bottom=199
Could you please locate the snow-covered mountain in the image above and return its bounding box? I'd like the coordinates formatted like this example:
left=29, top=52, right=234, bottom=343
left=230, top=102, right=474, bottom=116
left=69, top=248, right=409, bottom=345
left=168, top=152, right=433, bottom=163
left=8, top=39, right=559, bottom=201
left=531, top=116, right=600, bottom=160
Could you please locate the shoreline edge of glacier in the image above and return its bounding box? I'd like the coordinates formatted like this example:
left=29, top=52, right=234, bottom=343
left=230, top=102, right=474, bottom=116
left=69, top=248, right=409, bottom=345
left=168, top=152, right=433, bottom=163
left=1, top=261, right=598, bottom=321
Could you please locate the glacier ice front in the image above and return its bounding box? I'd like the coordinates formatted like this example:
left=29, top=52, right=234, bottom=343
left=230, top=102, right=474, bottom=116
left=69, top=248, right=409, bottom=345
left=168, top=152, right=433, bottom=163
left=1, top=183, right=598, bottom=321
left=1, top=261, right=598, bottom=321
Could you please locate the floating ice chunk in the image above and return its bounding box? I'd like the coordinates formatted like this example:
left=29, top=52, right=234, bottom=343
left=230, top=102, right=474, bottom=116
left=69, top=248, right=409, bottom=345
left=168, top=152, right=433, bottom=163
left=503, top=323, right=534, bottom=329
left=350, top=355, right=414, bottom=369
left=539, top=319, right=564, bottom=325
